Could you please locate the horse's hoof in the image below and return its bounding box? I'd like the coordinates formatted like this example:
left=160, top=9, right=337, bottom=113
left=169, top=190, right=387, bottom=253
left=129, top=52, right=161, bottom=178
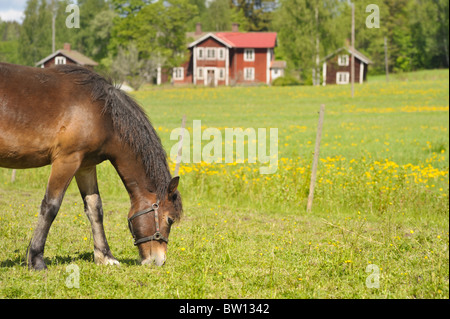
left=28, top=257, right=47, bottom=271
left=94, top=249, right=120, bottom=266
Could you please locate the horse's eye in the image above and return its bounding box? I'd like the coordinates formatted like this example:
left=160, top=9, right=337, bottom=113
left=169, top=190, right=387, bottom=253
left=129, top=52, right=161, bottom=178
left=167, top=217, right=175, bottom=226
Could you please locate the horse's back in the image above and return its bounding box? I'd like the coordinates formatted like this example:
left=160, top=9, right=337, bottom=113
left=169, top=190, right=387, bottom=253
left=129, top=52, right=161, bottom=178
left=0, top=63, right=109, bottom=169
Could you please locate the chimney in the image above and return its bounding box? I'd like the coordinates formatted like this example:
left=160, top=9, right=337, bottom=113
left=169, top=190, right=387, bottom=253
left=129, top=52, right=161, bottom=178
left=195, top=23, right=202, bottom=35
left=63, top=43, right=71, bottom=51
left=232, top=23, right=239, bottom=32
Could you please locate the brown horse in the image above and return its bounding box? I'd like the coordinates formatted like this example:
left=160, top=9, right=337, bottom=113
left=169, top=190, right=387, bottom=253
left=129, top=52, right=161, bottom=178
left=0, top=62, right=182, bottom=270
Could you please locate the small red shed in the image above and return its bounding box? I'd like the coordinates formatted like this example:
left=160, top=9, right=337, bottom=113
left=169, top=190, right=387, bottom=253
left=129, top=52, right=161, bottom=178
left=322, top=46, right=372, bottom=85
left=35, top=43, right=98, bottom=69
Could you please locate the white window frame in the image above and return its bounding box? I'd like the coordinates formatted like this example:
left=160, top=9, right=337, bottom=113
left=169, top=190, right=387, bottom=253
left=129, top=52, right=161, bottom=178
left=206, top=48, right=216, bottom=60
left=338, top=54, right=349, bottom=66
left=197, top=47, right=204, bottom=60
left=55, top=56, right=66, bottom=65
left=218, top=68, right=225, bottom=80
left=173, top=67, right=184, bottom=80
left=336, top=71, right=349, bottom=84
left=244, top=48, right=255, bottom=62
left=244, top=67, right=255, bottom=81
left=218, top=48, right=226, bottom=61
left=197, top=67, right=204, bottom=80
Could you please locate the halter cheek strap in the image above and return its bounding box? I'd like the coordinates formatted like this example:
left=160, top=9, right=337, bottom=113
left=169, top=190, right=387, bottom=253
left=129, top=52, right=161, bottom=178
left=128, top=202, right=169, bottom=245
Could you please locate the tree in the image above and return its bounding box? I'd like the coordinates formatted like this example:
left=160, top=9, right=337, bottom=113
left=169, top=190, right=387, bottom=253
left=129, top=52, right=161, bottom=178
left=0, top=19, right=22, bottom=64
left=231, top=0, right=276, bottom=31
left=72, top=0, right=112, bottom=62
left=203, top=0, right=233, bottom=31
left=409, top=0, right=449, bottom=69
left=19, top=0, right=51, bottom=66
left=110, top=0, right=197, bottom=69
left=273, top=0, right=344, bottom=82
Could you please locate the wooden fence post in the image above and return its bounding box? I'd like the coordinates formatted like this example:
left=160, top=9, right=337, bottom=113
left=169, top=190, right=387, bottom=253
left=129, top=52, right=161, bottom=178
left=11, top=169, right=16, bottom=183
left=384, top=36, right=389, bottom=82
left=351, top=2, right=355, bottom=98
left=307, top=104, right=325, bottom=212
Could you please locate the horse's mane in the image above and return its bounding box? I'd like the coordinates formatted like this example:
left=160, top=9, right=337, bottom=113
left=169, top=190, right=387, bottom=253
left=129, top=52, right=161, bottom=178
left=55, top=65, right=181, bottom=213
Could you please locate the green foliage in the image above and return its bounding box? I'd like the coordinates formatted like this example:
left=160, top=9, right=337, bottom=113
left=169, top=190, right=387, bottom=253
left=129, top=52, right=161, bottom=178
left=0, top=20, right=21, bottom=64
left=110, top=0, right=197, bottom=69
left=273, top=0, right=345, bottom=80
left=18, top=0, right=52, bottom=66
left=72, top=0, right=113, bottom=63
left=231, top=0, right=276, bottom=31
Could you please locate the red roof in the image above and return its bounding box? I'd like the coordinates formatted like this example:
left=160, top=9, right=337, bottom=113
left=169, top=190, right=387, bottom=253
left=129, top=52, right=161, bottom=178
left=215, top=32, right=277, bottom=48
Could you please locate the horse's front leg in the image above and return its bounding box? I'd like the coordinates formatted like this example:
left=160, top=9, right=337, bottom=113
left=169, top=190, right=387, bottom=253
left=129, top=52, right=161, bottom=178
left=75, top=167, right=119, bottom=266
left=27, top=156, right=81, bottom=270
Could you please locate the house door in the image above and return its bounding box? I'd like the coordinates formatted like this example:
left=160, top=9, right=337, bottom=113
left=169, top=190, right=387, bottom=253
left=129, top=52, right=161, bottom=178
left=206, top=69, right=216, bottom=87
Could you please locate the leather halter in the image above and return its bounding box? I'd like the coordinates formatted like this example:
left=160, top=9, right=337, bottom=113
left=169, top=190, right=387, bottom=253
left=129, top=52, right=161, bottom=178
left=128, top=201, right=168, bottom=245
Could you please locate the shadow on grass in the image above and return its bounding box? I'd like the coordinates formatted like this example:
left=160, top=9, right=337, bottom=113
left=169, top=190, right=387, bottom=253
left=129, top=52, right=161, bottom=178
left=1, top=251, right=140, bottom=268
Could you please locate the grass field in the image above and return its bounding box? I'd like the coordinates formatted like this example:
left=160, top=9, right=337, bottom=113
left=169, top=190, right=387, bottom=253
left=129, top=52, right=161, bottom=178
left=0, top=69, right=448, bottom=299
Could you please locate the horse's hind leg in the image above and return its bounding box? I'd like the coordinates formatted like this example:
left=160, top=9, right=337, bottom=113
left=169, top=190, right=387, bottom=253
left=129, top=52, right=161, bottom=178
left=28, top=156, right=81, bottom=270
left=75, top=167, right=119, bottom=266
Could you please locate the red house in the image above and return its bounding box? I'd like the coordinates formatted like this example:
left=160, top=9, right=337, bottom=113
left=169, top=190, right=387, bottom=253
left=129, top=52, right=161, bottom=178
left=171, top=24, right=284, bottom=86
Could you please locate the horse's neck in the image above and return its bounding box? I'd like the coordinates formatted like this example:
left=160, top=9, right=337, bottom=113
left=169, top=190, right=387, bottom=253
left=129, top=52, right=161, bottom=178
left=108, top=143, right=157, bottom=211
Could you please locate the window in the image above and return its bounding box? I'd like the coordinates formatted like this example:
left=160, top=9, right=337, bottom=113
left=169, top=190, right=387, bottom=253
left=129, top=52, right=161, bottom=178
left=338, top=54, right=349, bottom=66
left=244, top=49, right=255, bottom=62
left=218, top=48, right=225, bottom=60
left=336, top=72, right=349, bottom=84
left=197, top=67, right=204, bottom=79
left=218, top=68, right=225, bottom=80
left=55, top=56, right=66, bottom=65
left=206, top=48, right=216, bottom=60
left=244, top=67, right=255, bottom=81
left=197, top=47, right=204, bottom=60
left=173, top=67, right=184, bottom=80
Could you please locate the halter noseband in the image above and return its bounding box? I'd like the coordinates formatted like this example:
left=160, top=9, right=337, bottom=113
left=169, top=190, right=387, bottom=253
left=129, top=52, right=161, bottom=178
left=128, top=201, right=168, bottom=245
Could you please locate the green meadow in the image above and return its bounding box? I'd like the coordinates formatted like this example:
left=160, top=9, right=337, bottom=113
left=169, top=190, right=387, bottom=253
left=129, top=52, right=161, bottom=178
left=0, top=69, right=448, bottom=298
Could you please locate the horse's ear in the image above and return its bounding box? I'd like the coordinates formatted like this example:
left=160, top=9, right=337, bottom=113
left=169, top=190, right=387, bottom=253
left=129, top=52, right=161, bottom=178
left=168, top=176, right=180, bottom=196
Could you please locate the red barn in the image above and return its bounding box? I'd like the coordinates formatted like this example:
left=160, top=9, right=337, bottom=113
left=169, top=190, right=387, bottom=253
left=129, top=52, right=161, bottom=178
left=171, top=24, right=284, bottom=86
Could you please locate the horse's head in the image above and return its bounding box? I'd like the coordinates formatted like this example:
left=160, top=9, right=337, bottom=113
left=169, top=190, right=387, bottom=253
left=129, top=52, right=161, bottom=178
left=127, top=177, right=182, bottom=266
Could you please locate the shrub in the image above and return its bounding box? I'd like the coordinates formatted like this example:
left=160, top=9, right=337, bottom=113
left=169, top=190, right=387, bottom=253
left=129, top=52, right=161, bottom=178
left=272, top=75, right=302, bottom=86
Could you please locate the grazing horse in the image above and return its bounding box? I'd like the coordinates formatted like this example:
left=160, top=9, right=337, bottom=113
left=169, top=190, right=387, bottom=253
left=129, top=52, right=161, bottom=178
left=0, top=62, right=182, bottom=270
